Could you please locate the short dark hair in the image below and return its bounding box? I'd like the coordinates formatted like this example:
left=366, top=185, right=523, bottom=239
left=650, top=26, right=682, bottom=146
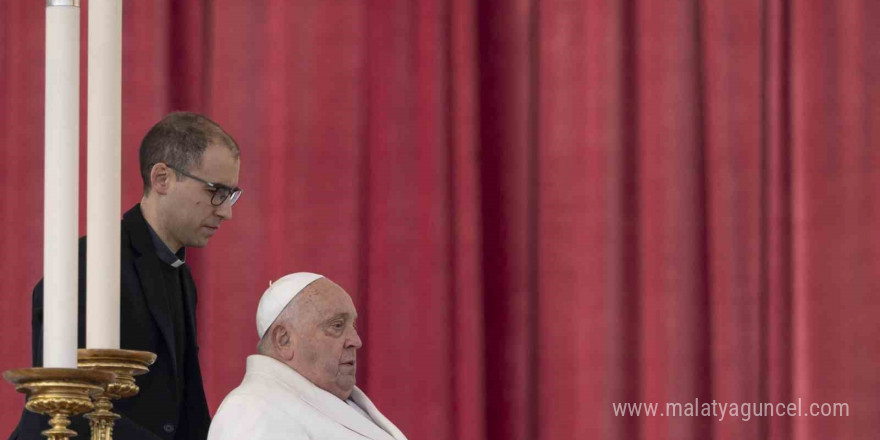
left=139, top=112, right=240, bottom=194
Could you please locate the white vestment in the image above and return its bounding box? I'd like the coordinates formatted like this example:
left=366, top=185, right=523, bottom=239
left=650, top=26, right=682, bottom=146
left=208, top=355, right=407, bottom=440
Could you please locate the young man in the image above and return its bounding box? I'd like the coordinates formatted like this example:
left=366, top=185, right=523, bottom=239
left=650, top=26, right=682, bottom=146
left=10, top=112, right=242, bottom=440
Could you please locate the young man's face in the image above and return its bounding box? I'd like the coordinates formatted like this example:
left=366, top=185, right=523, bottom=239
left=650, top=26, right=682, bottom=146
left=164, top=143, right=240, bottom=249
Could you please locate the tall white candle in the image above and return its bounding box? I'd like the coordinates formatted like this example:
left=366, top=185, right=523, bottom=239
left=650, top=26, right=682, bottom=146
left=43, top=0, right=80, bottom=368
left=86, top=0, right=122, bottom=349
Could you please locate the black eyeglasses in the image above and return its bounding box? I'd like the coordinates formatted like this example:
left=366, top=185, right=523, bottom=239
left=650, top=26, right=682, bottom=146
left=166, top=164, right=242, bottom=206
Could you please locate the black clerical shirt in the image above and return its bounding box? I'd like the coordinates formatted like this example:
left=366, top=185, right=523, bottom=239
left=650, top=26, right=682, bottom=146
left=145, top=224, right=191, bottom=438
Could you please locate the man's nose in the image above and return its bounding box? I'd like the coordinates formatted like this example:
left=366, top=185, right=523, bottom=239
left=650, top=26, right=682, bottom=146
left=347, top=328, right=363, bottom=349
left=215, top=198, right=233, bottom=220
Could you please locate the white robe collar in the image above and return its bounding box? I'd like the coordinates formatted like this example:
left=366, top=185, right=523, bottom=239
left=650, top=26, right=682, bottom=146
left=246, top=355, right=406, bottom=440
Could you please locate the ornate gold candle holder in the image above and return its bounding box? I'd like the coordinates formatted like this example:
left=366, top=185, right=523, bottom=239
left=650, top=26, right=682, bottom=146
left=3, top=367, right=115, bottom=440
left=77, top=349, right=157, bottom=440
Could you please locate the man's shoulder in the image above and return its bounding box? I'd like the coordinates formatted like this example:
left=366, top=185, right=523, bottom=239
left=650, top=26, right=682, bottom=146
left=73, top=204, right=144, bottom=250
left=120, top=204, right=157, bottom=258
left=210, top=389, right=310, bottom=439
left=229, top=376, right=308, bottom=408
left=120, top=204, right=147, bottom=237
left=218, top=375, right=316, bottom=420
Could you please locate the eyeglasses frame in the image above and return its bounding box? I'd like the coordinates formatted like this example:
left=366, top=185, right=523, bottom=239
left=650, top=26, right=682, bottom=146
left=165, top=164, right=242, bottom=206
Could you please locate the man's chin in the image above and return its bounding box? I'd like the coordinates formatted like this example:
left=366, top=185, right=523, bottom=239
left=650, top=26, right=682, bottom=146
left=337, top=377, right=356, bottom=392
left=185, top=236, right=211, bottom=248
left=338, top=385, right=355, bottom=400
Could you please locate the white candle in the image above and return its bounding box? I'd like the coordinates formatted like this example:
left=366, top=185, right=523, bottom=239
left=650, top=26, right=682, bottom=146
left=43, top=0, right=80, bottom=368
left=86, top=0, right=122, bottom=349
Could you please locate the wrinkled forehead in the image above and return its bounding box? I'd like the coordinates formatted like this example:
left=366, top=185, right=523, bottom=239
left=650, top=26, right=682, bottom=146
left=293, top=279, right=357, bottom=320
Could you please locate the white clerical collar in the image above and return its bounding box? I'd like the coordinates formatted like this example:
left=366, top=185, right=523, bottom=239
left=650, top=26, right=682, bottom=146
left=346, top=398, right=376, bottom=423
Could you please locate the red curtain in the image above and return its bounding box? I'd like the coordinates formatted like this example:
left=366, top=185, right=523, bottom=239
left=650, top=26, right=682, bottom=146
left=2, top=1, right=878, bottom=439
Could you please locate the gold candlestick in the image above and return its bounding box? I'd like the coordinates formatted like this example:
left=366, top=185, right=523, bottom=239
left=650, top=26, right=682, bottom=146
left=4, top=368, right=115, bottom=440
left=77, top=349, right=157, bottom=440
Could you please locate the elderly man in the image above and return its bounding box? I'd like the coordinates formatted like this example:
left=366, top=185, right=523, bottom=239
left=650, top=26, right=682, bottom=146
left=208, top=273, right=407, bottom=440
left=11, top=112, right=242, bottom=440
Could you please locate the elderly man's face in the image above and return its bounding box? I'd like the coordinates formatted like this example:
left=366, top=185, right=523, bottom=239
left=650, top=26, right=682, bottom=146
left=289, top=279, right=363, bottom=400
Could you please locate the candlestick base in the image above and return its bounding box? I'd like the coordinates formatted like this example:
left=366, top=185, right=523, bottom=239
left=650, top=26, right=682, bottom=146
left=3, top=367, right=115, bottom=440
left=77, top=349, right=157, bottom=440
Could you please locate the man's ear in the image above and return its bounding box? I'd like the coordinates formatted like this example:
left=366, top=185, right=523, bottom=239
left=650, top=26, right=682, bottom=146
left=150, top=163, right=172, bottom=195
left=271, top=325, right=294, bottom=361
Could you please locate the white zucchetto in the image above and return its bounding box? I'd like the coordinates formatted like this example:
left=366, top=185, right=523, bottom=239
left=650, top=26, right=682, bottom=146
left=256, top=272, right=324, bottom=339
